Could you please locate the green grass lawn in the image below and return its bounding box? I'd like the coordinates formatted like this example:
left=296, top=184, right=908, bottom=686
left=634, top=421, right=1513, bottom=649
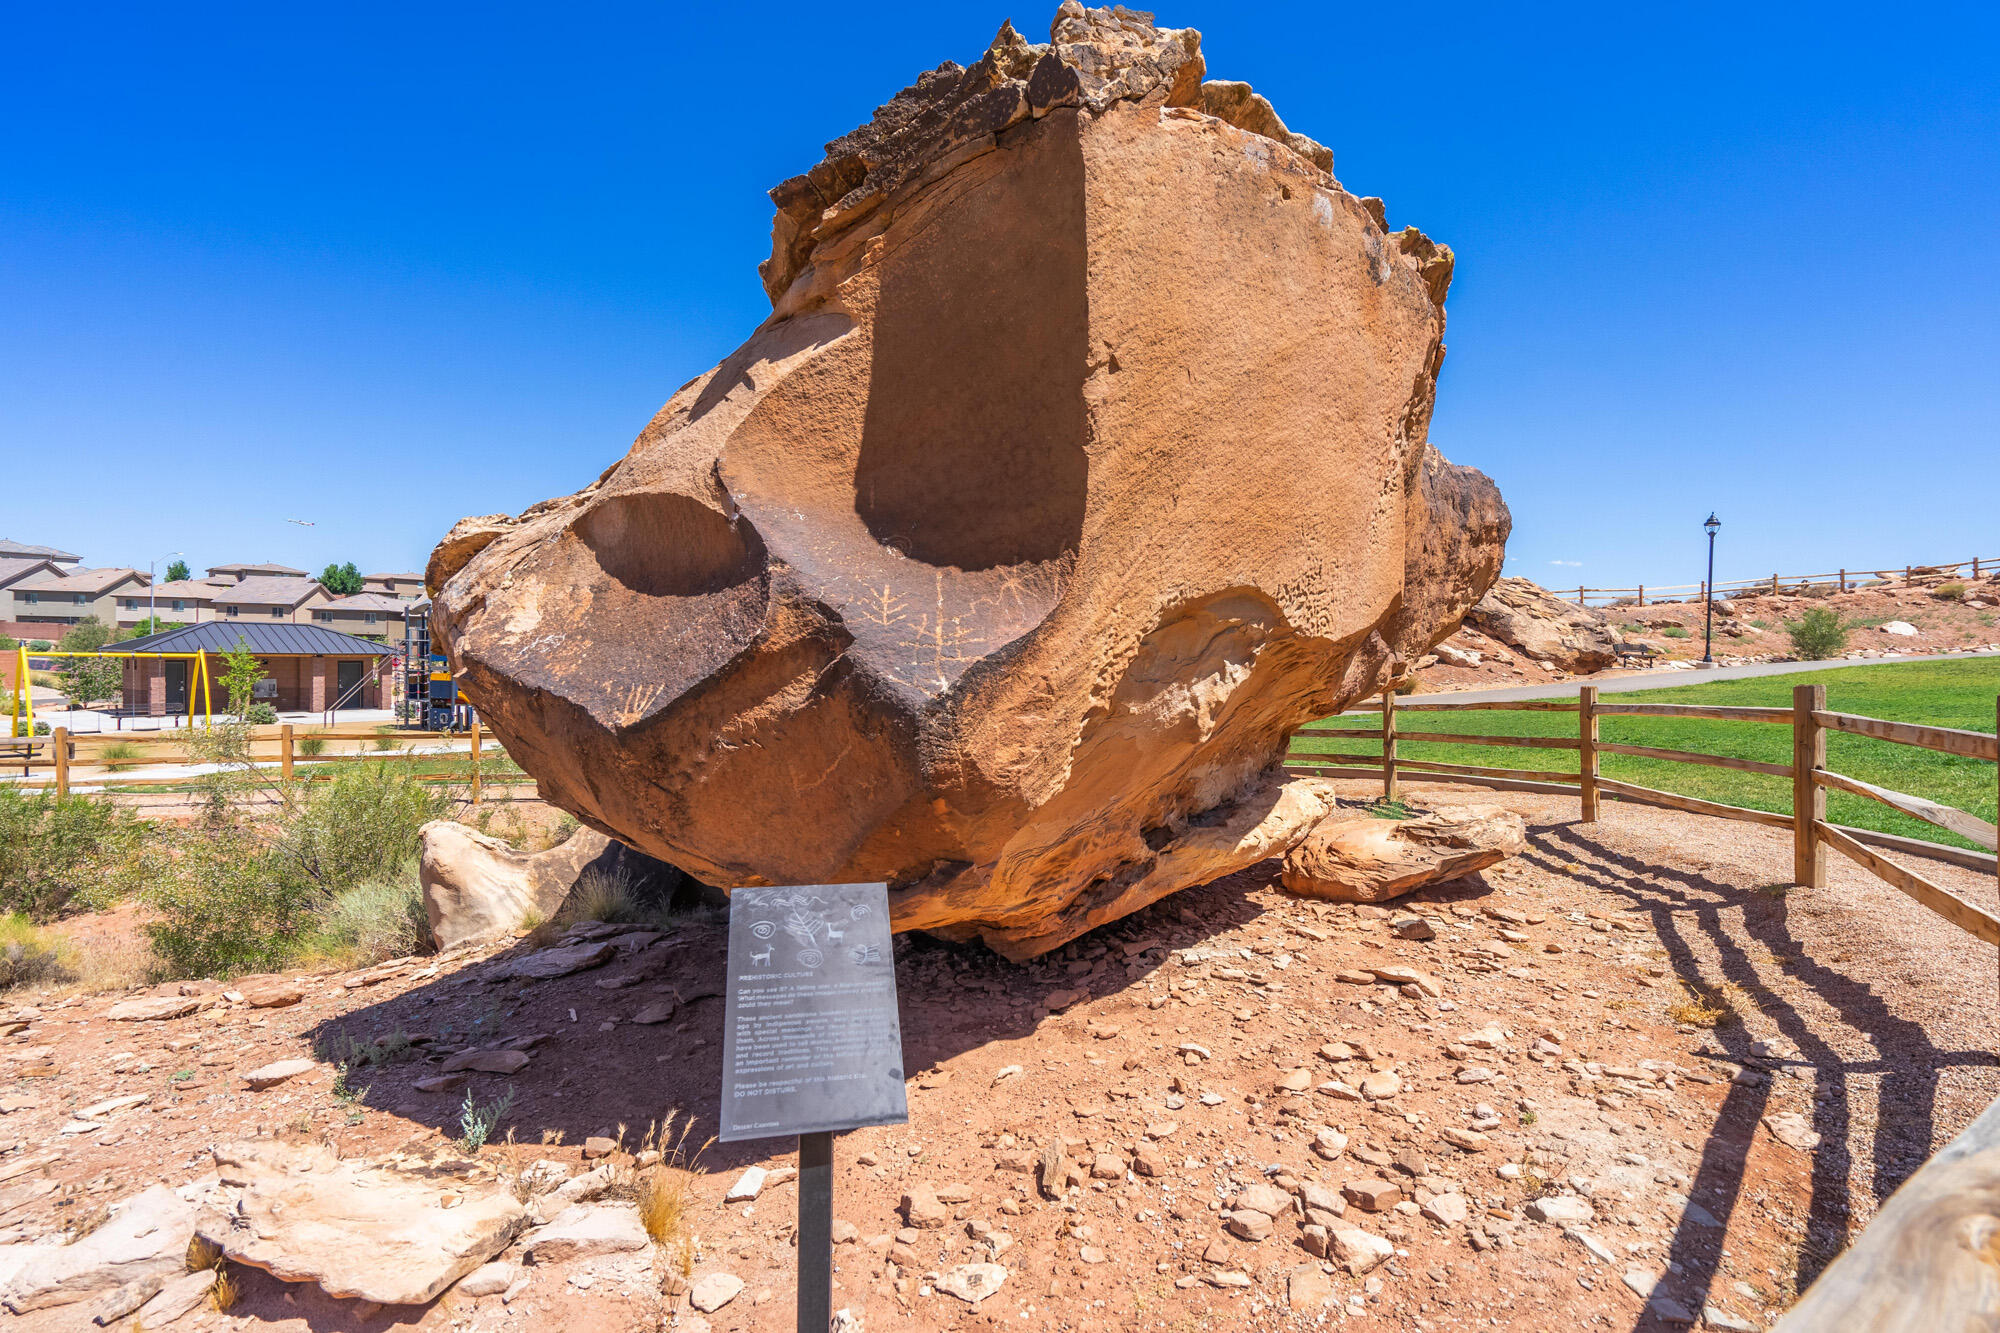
left=1292, top=659, right=1999, bottom=850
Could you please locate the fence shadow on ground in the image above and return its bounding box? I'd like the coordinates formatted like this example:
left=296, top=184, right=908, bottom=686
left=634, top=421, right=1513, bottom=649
left=1523, top=820, right=1997, bottom=1328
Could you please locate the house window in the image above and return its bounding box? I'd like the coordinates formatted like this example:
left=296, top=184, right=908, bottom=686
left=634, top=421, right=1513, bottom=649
left=364, top=612, right=378, bottom=624
left=23, top=592, right=36, bottom=605
left=225, top=606, right=239, bottom=617
left=314, top=611, right=332, bottom=622
left=73, top=593, right=87, bottom=604
left=122, top=598, right=137, bottom=609
left=269, top=607, right=285, bottom=617
left=171, top=600, right=185, bottom=612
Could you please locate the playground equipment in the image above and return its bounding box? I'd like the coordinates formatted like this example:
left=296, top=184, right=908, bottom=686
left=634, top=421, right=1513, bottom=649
left=7, top=643, right=215, bottom=736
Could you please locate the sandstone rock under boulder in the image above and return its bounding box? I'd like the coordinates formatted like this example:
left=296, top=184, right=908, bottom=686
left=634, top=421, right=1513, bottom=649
left=199, top=1139, right=526, bottom=1307
left=428, top=4, right=1508, bottom=959
left=1, top=1185, right=196, bottom=1312
left=1281, top=807, right=1526, bottom=903
left=1465, top=577, right=1618, bottom=673
left=419, top=823, right=700, bottom=950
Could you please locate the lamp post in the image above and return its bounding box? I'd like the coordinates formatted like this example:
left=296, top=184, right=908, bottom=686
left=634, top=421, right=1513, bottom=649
left=148, top=551, right=182, bottom=637
left=1702, top=514, right=1720, bottom=665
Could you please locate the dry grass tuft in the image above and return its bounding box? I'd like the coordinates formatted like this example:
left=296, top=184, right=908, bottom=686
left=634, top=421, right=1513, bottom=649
left=210, top=1266, right=240, bottom=1311
left=186, top=1234, right=224, bottom=1273
left=631, top=1111, right=713, bottom=1278
left=1668, top=979, right=1736, bottom=1028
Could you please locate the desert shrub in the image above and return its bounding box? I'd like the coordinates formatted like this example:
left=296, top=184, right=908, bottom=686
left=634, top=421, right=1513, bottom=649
left=1787, top=607, right=1849, bottom=660
left=305, top=863, right=431, bottom=963
left=270, top=762, right=449, bottom=895
left=10, top=718, right=51, bottom=737
left=1661, top=625, right=1690, bottom=639
left=0, top=634, right=13, bottom=651
left=147, top=762, right=450, bottom=976
left=564, top=865, right=640, bottom=925
left=99, top=741, right=145, bottom=770
left=56, top=619, right=111, bottom=653
left=0, top=788, right=146, bottom=919
left=26, top=641, right=51, bottom=652
left=1799, top=583, right=1837, bottom=599
left=0, top=914, right=76, bottom=990
left=244, top=703, right=277, bottom=726
left=297, top=731, right=328, bottom=757
left=1934, top=582, right=1965, bottom=601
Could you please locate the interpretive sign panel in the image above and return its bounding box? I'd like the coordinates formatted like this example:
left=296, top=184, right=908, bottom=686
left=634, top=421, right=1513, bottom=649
left=719, top=882, right=908, bottom=1142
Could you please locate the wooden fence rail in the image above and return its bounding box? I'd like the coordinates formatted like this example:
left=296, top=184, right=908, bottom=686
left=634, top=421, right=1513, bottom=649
left=1286, top=683, right=2000, bottom=947
left=1561, top=554, right=1997, bottom=606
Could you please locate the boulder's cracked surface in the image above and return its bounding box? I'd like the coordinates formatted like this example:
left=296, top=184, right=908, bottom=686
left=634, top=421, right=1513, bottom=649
left=428, top=3, right=1509, bottom=958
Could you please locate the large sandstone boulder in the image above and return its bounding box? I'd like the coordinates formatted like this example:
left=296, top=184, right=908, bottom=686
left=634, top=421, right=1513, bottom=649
left=427, top=4, right=1509, bottom=959
left=1465, top=578, right=1618, bottom=674
left=1280, top=806, right=1526, bottom=902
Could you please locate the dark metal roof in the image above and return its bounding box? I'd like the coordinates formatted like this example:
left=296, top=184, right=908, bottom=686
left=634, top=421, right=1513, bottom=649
left=115, top=622, right=393, bottom=656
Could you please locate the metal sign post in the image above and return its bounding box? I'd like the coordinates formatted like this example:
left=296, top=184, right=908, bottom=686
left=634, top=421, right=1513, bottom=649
left=720, top=882, right=907, bottom=1333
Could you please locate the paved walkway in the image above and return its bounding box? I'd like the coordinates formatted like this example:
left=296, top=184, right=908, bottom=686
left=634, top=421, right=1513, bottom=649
left=1414, top=648, right=2000, bottom=706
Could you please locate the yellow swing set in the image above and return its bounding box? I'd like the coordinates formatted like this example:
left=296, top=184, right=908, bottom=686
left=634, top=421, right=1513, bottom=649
left=7, top=643, right=214, bottom=736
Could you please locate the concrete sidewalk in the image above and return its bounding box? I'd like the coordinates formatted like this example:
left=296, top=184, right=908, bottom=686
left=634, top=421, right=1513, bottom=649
left=1407, top=648, right=2000, bottom=707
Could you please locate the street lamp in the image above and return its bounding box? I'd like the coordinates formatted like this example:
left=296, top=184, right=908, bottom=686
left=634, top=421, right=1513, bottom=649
left=148, top=551, right=183, bottom=635
left=1702, top=514, right=1721, bottom=665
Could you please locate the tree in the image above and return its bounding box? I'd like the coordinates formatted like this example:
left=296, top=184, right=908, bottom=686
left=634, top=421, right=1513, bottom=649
left=165, top=559, right=191, bottom=584
left=1787, top=607, right=1850, bottom=661
left=319, top=562, right=364, bottom=596
left=57, top=619, right=111, bottom=653
left=55, top=654, right=121, bottom=711
left=122, top=618, right=184, bottom=640
left=220, top=637, right=268, bottom=718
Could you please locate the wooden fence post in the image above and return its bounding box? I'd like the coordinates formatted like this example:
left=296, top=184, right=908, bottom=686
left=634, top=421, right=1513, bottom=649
left=280, top=723, right=294, bottom=782
left=1793, top=683, right=1827, bottom=888
left=1839, top=568, right=1846, bottom=593
left=1578, top=686, right=1598, bottom=822
left=53, top=727, right=68, bottom=799
left=1577, top=586, right=1585, bottom=605
left=1381, top=690, right=1397, bottom=803
left=469, top=718, right=483, bottom=806
left=1637, top=585, right=1645, bottom=607
left=1771, top=573, right=1779, bottom=595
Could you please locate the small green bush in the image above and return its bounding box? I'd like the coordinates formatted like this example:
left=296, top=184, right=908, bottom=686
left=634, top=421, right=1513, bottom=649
left=243, top=703, right=278, bottom=725
left=99, top=742, right=145, bottom=770
left=144, top=831, right=311, bottom=976
left=272, top=762, right=448, bottom=893
left=0, top=788, right=146, bottom=919
left=1787, top=607, right=1850, bottom=660
left=26, top=641, right=51, bottom=652
left=1662, top=625, right=1690, bottom=639
left=297, top=732, right=328, bottom=757
left=0, top=914, right=75, bottom=990
left=306, top=864, right=431, bottom=962
left=1934, top=582, right=1965, bottom=601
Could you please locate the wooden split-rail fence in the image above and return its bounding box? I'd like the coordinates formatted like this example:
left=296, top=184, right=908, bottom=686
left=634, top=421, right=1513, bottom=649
left=5, top=720, right=507, bottom=805
left=1562, top=553, right=1998, bottom=608
left=1285, top=684, right=2000, bottom=940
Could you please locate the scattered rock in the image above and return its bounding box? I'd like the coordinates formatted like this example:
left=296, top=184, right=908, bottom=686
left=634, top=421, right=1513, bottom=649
left=415, top=1074, right=468, bottom=1095
left=936, top=1262, right=1007, bottom=1305
left=1328, top=1227, right=1394, bottom=1276
left=1440, top=1127, right=1488, bottom=1152
left=1312, top=1128, right=1349, bottom=1161
left=1421, top=1193, right=1470, bottom=1226
left=524, top=1204, right=650, bottom=1263
left=1525, top=1196, right=1595, bottom=1225
left=241, top=1058, right=317, bottom=1090
left=237, top=978, right=304, bottom=1009
left=131, top=1268, right=216, bottom=1327
left=689, top=1272, right=744, bottom=1313
left=485, top=941, right=617, bottom=982
left=440, top=1048, right=531, bottom=1075
left=458, top=1261, right=518, bottom=1297
left=1360, top=1071, right=1403, bottom=1101
left=1281, top=809, right=1526, bottom=904
left=1762, top=1111, right=1822, bottom=1151
left=631, top=1002, right=676, bottom=1025
left=1342, top=1179, right=1401, bottom=1212
left=901, top=1186, right=948, bottom=1229
left=105, top=997, right=201, bottom=1023
left=725, top=1167, right=768, bottom=1202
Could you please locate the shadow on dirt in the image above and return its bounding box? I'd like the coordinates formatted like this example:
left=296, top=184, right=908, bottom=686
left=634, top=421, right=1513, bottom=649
left=1524, top=820, right=1997, bottom=1328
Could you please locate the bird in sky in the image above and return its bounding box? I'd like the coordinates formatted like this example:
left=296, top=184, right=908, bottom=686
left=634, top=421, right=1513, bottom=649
left=285, top=518, right=315, bottom=526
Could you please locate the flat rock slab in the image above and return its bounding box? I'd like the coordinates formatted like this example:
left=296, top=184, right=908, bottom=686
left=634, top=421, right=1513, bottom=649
left=133, top=1268, right=217, bottom=1326
left=487, top=941, right=616, bottom=982
left=242, top=1058, right=318, bottom=1090
left=689, top=1272, right=744, bottom=1312
left=522, top=1204, right=649, bottom=1264
left=200, top=1139, right=526, bottom=1307
left=936, top=1263, right=1007, bottom=1305
left=106, top=996, right=202, bottom=1022
left=1, top=1185, right=197, bottom=1312
left=440, top=1048, right=531, bottom=1075
left=1281, top=807, right=1526, bottom=903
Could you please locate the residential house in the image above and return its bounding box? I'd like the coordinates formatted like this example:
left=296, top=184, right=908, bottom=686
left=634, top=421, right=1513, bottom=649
left=206, top=561, right=308, bottom=583
left=10, top=567, right=153, bottom=627
left=311, top=592, right=408, bottom=640
left=0, top=557, right=60, bottom=596
left=362, top=571, right=426, bottom=600
left=0, top=540, right=81, bottom=567
left=211, top=576, right=333, bottom=624
left=124, top=577, right=235, bottom=625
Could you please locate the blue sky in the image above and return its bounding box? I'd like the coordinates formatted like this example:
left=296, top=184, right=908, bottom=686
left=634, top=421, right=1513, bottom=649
left=3, top=2, right=1994, bottom=590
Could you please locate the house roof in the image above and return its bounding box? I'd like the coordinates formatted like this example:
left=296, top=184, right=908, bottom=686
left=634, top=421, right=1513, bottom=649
left=149, top=578, right=227, bottom=599
left=11, top=566, right=149, bottom=594
left=117, top=622, right=393, bottom=656
left=364, top=572, right=424, bottom=582
left=213, top=577, right=324, bottom=607
left=0, top=557, right=57, bottom=590
left=321, top=593, right=409, bottom=612
left=0, top=539, right=81, bottom=563
left=207, top=561, right=308, bottom=577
